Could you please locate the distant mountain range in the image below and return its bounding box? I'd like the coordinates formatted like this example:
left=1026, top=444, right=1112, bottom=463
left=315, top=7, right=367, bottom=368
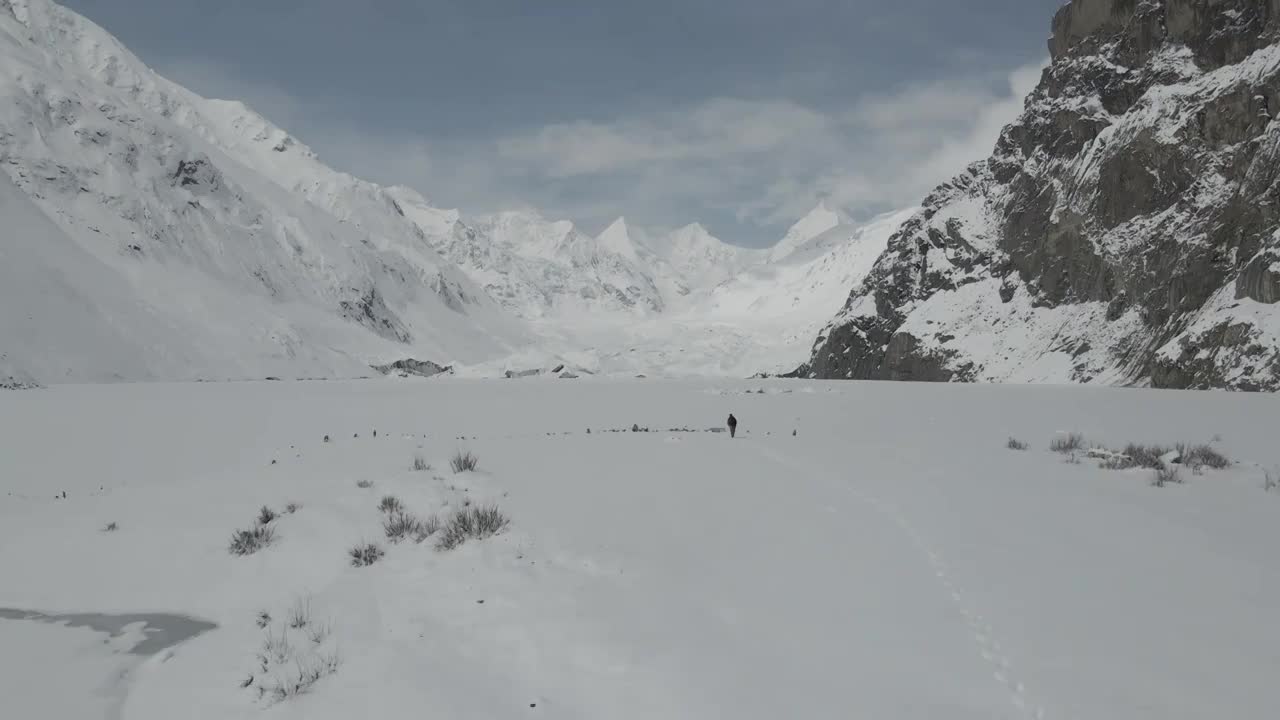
left=0, top=0, right=899, bottom=383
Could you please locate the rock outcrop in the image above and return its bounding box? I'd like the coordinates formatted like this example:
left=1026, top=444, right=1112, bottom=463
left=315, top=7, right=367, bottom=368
left=805, top=0, right=1280, bottom=390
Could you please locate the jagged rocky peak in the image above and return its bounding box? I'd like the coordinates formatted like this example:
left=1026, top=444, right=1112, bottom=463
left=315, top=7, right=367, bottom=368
left=1050, top=0, right=1280, bottom=66
left=803, top=0, right=1280, bottom=390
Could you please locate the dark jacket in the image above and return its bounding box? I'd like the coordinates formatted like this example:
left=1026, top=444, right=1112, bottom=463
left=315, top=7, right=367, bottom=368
left=727, top=414, right=737, bottom=427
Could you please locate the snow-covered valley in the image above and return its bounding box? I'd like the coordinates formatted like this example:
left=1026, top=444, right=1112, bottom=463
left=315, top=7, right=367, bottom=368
left=3, top=378, right=1279, bottom=719
left=6, top=0, right=1280, bottom=718
left=0, top=0, right=902, bottom=385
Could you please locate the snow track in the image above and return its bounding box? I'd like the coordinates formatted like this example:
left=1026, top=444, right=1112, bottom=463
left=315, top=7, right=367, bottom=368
left=752, top=442, right=1046, bottom=719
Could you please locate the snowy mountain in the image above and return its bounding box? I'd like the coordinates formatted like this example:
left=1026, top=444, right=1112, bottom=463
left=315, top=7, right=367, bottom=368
left=403, top=204, right=666, bottom=321
left=767, top=200, right=845, bottom=263
left=0, top=0, right=530, bottom=383
left=804, top=0, right=1280, bottom=391
left=0, top=0, right=910, bottom=383
left=640, top=222, right=763, bottom=300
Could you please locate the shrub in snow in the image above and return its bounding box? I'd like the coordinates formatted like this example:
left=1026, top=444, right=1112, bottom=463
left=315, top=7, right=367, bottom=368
left=348, top=542, right=384, bottom=567
left=102, top=521, right=119, bottom=532
left=285, top=503, right=301, bottom=514
left=287, top=598, right=311, bottom=630
left=1265, top=468, right=1278, bottom=493
left=307, top=621, right=332, bottom=644
left=265, top=653, right=341, bottom=702
left=1153, top=465, right=1182, bottom=488
left=257, top=506, right=278, bottom=526
left=1007, top=437, right=1029, bottom=451
left=383, top=511, right=431, bottom=544
left=248, top=623, right=340, bottom=704
left=256, top=611, right=271, bottom=629
left=436, top=505, right=510, bottom=551
left=451, top=450, right=479, bottom=473
left=1049, top=433, right=1085, bottom=454
left=356, top=479, right=374, bottom=489
left=1098, top=443, right=1167, bottom=470
left=412, top=455, right=430, bottom=472
left=378, top=495, right=403, bottom=514
left=229, top=525, right=276, bottom=556
left=415, top=515, right=442, bottom=543
left=1177, top=443, right=1229, bottom=471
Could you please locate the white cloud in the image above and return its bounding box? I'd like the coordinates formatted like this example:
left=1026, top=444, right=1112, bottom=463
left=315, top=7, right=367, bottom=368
left=153, top=54, right=1049, bottom=245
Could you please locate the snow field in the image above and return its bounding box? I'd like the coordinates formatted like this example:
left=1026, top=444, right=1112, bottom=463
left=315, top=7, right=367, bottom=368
left=1, top=378, right=1279, bottom=719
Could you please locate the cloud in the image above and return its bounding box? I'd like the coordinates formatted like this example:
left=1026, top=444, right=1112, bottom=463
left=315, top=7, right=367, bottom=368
left=495, top=99, right=831, bottom=179
left=153, top=54, right=1048, bottom=246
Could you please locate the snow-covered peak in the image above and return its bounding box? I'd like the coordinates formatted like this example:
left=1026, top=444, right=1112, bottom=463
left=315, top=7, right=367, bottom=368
left=597, top=217, right=641, bottom=263
left=769, top=201, right=844, bottom=262
left=666, top=222, right=718, bottom=251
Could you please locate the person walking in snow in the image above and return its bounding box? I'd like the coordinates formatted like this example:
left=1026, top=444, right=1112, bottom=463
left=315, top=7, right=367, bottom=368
left=727, top=413, right=738, bottom=439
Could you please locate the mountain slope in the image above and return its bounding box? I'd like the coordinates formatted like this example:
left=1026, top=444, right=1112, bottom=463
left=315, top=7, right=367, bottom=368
left=804, top=0, right=1280, bottom=390
left=768, top=201, right=844, bottom=263
left=636, top=222, right=763, bottom=302
left=509, top=209, right=910, bottom=379
left=402, top=203, right=666, bottom=321
left=0, top=0, right=526, bottom=383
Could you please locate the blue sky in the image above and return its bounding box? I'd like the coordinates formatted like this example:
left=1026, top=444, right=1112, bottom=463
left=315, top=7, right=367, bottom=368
left=63, top=0, right=1062, bottom=246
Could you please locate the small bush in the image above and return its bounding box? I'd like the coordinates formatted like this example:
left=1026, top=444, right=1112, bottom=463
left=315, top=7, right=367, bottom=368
left=230, top=525, right=276, bottom=556
left=378, top=495, right=403, bottom=514
left=356, top=479, right=374, bottom=489
left=436, top=505, right=510, bottom=551
left=1153, top=465, right=1182, bottom=488
left=450, top=450, right=479, bottom=473
left=102, top=522, right=119, bottom=532
left=1006, top=437, right=1028, bottom=451
left=258, top=506, right=278, bottom=526
left=1099, top=443, right=1172, bottom=470
left=1265, top=468, right=1278, bottom=493
left=249, top=625, right=340, bottom=704
left=287, top=598, right=311, bottom=630
left=414, top=515, right=442, bottom=544
left=262, top=629, right=293, bottom=665
left=307, top=621, right=332, bottom=645
left=267, top=652, right=340, bottom=702
left=1050, top=433, right=1085, bottom=454
left=1178, top=443, right=1230, bottom=470
left=348, top=542, right=384, bottom=567
left=285, top=503, right=301, bottom=514
left=1125, top=443, right=1171, bottom=469
left=255, top=611, right=271, bottom=629
left=383, top=511, right=430, bottom=544
left=412, top=455, right=430, bottom=472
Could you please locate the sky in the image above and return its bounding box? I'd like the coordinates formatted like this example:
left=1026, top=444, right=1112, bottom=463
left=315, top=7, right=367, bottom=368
left=62, top=0, right=1062, bottom=246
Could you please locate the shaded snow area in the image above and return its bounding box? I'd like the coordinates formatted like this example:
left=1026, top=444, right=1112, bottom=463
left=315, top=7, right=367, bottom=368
left=3, top=379, right=1279, bottom=719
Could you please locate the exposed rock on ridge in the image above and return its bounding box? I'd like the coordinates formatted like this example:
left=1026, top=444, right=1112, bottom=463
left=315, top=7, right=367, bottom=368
left=805, top=0, right=1280, bottom=390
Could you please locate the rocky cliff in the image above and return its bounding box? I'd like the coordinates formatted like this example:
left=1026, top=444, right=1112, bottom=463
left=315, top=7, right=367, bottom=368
left=804, top=0, right=1280, bottom=390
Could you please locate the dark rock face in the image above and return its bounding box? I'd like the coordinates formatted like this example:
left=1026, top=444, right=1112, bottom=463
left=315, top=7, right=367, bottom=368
left=807, top=0, right=1280, bottom=391
left=339, top=287, right=411, bottom=343
left=371, top=358, right=451, bottom=378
